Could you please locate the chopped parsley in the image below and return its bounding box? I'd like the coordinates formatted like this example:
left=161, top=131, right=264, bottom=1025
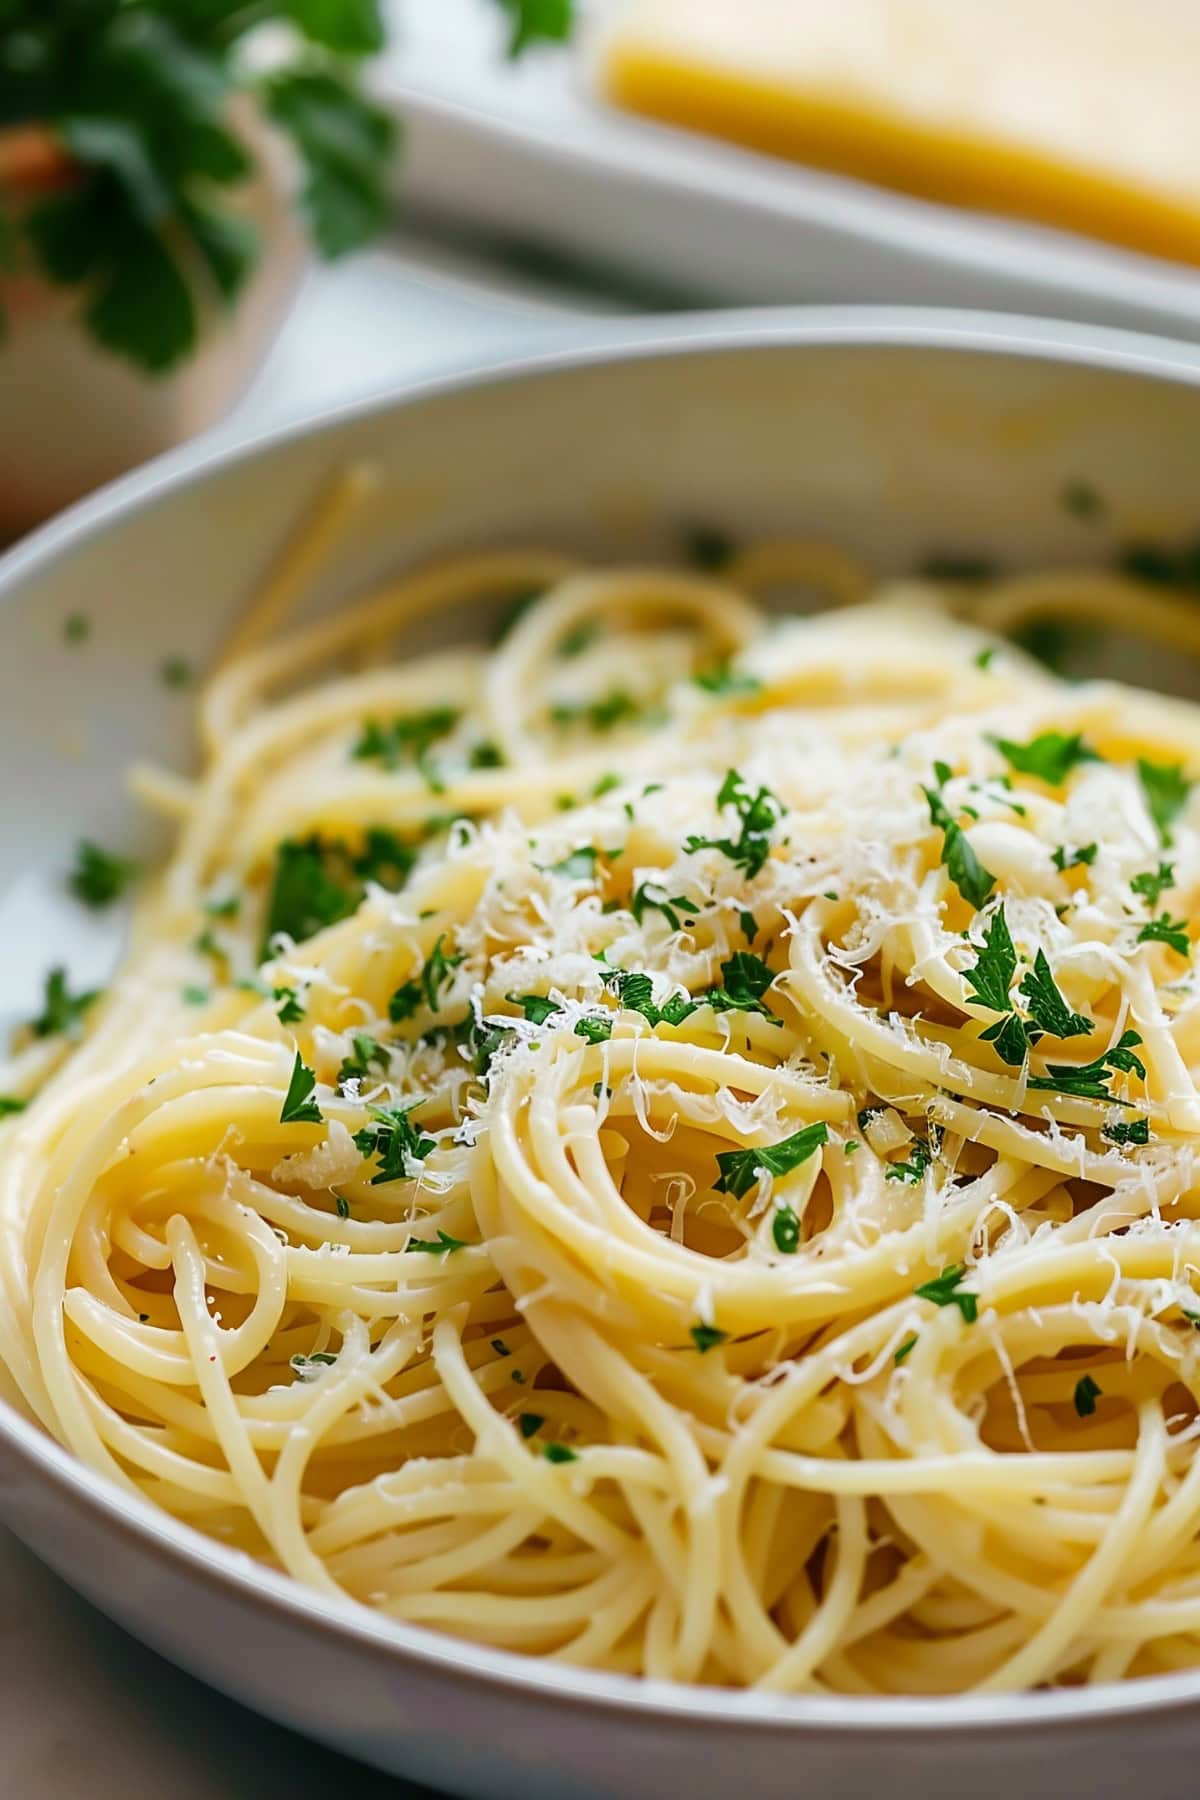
left=550, top=690, right=640, bottom=733
left=518, top=1411, right=543, bottom=1439
left=493, top=589, right=541, bottom=642
left=684, top=768, right=781, bottom=880
left=1137, top=758, right=1191, bottom=847
left=543, top=1442, right=578, bottom=1463
left=422, top=935, right=464, bottom=1012
left=1073, top=1374, right=1102, bottom=1417
left=1052, top=843, right=1097, bottom=872
left=0, top=1097, right=27, bottom=1116
left=592, top=772, right=621, bottom=798
left=575, top=1016, right=613, bottom=1044
left=548, top=847, right=597, bottom=881
left=739, top=909, right=759, bottom=939
left=407, top=1229, right=467, bottom=1255
left=714, top=1121, right=828, bottom=1201
left=354, top=1103, right=435, bottom=1184
left=631, top=883, right=700, bottom=934
left=291, top=1352, right=337, bottom=1375
left=274, top=986, right=305, bottom=1024
left=914, top=1265, right=978, bottom=1324
left=557, top=622, right=600, bottom=659
left=894, top=1334, right=919, bottom=1365
left=161, top=655, right=193, bottom=689
left=468, top=739, right=504, bottom=769
left=32, top=967, right=101, bottom=1038
left=262, top=838, right=360, bottom=952
left=352, top=707, right=459, bottom=787
left=279, top=1052, right=322, bottom=1124
left=337, top=1033, right=389, bottom=1088
left=973, top=646, right=997, bottom=671
left=69, top=841, right=140, bottom=908
left=1018, top=951, right=1092, bottom=1042
left=335, top=1193, right=350, bottom=1219
left=204, top=894, right=240, bottom=919
left=182, top=985, right=209, bottom=1006
left=1102, top=1116, right=1150, bottom=1147
left=1027, top=1029, right=1146, bottom=1101
left=507, top=992, right=562, bottom=1026
left=923, top=784, right=995, bottom=909
left=690, top=1323, right=727, bottom=1353
left=1131, top=862, right=1175, bottom=906
left=693, top=661, right=761, bottom=697
left=772, top=1205, right=800, bottom=1254
left=991, top=731, right=1099, bottom=787
left=886, top=1138, right=935, bottom=1184
left=1137, top=914, right=1190, bottom=956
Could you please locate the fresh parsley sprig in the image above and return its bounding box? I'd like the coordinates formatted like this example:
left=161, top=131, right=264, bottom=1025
left=684, top=768, right=781, bottom=880
left=1026, top=1029, right=1146, bottom=1102
left=714, top=1121, right=828, bottom=1201
left=923, top=782, right=995, bottom=909
left=991, top=731, right=1100, bottom=786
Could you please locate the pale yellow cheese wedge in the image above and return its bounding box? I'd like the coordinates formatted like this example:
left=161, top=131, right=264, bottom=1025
left=601, top=0, right=1200, bottom=265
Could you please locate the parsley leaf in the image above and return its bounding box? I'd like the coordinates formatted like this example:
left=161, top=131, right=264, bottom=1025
left=353, top=1103, right=435, bottom=1184
left=685, top=768, right=781, bottom=880
left=263, top=837, right=360, bottom=952
left=714, top=1121, right=828, bottom=1200
left=693, top=661, right=761, bottom=697
left=337, top=1033, right=389, bottom=1088
left=263, top=67, right=396, bottom=260
left=1131, top=862, right=1175, bottom=907
left=352, top=707, right=459, bottom=787
left=32, top=967, right=101, bottom=1039
left=1102, top=1116, right=1150, bottom=1147
left=1018, top=951, right=1092, bottom=1041
left=1137, top=758, right=1191, bottom=846
left=280, top=1052, right=322, bottom=1124
left=407, top=1229, right=467, bottom=1256
left=1052, top=843, right=1098, bottom=872
left=548, top=848, right=597, bottom=881
left=923, top=785, right=995, bottom=909
left=963, top=908, right=1016, bottom=1014
left=914, top=1265, right=978, bottom=1324
left=422, top=935, right=464, bottom=1012
left=518, top=1411, right=544, bottom=1438
left=1137, top=914, right=1190, bottom=956
left=631, top=883, right=700, bottom=934
left=274, top=985, right=305, bottom=1024
left=493, top=0, right=575, bottom=58
left=772, top=1205, right=800, bottom=1254
left=543, top=1441, right=578, bottom=1463
left=689, top=1324, right=727, bottom=1353
left=885, top=1138, right=935, bottom=1184
left=894, top=1334, right=919, bottom=1364
left=706, top=950, right=779, bottom=1021
left=551, top=690, right=640, bottom=732
left=68, top=840, right=140, bottom=908
left=1073, top=1374, right=1101, bottom=1417
left=1027, top=1029, right=1146, bottom=1101
left=507, top=992, right=562, bottom=1025
left=574, top=1016, right=613, bottom=1044
left=992, top=731, right=1099, bottom=786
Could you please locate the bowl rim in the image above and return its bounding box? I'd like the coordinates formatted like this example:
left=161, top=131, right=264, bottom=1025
left=6, top=303, right=1200, bottom=1737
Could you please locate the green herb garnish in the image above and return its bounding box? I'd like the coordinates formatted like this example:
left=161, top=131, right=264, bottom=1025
left=408, top=1229, right=467, bottom=1255
left=894, top=1334, right=919, bottom=1364
left=923, top=785, right=995, bottom=909
left=495, top=0, right=576, bottom=58
left=1052, top=843, right=1098, bottom=872
left=69, top=840, right=139, bottom=908
left=714, top=1121, right=828, bottom=1201
left=353, top=1102, right=435, bottom=1184
left=518, top=1411, right=543, bottom=1438
left=631, top=883, right=700, bottom=934
left=507, top=992, right=562, bottom=1025
left=161, top=655, right=192, bottom=689
left=991, top=731, right=1099, bottom=787
left=693, top=661, right=761, bottom=697
left=352, top=707, right=459, bottom=787
left=689, top=1324, right=727, bottom=1353
left=1073, top=1374, right=1102, bottom=1417
left=280, top=1052, right=322, bottom=1124
left=337, top=1033, right=389, bottom=1088
left=1102, top=1116, right=1150, bottom=1146
left=1137, top=759, right=1191, bottom=847
left=1130, top=862, right=1175, bottom=907
left=32, top=967, right=101, bottom=1038
left=685, top=767, right=781, bottom=880
left=914, top=1265, right=978, bottom=1323
left=1027, top=1029, right=1146, bottom=1101
left=1137, top=914, right=1190, bottom=956
left=543, top=1441, right=578, bottom=1463
left=1018, top=951, right=1092, bottom=1042
left=549, top=847, right=597, bottom=881
left=274, top=986, right=305, bottom=1024
left=772, top=1205, right=800, bottom=1254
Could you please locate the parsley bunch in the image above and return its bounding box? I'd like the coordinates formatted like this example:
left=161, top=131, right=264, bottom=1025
left=0, top=0, right=574, bottom=372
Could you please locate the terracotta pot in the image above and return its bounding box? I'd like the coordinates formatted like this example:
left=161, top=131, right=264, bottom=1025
left=0, top=118, right=308, bottom=537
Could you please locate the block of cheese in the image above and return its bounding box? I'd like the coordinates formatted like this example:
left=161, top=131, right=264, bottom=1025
left=600, top=0, right=1200, bottom=266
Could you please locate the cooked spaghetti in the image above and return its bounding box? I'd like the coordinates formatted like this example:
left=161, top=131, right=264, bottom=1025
left=4, top=495, right=1200, bottom=1695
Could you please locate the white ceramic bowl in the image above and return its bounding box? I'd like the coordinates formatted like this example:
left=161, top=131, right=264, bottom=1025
left=4, top=310, right=1200, bottom=1798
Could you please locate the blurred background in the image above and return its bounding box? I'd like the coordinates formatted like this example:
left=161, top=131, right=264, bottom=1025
left=4, top=0, right=1200, bottom=536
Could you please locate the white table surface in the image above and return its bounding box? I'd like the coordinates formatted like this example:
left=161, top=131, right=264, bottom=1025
left=0, top=228, right=640, bottom=1800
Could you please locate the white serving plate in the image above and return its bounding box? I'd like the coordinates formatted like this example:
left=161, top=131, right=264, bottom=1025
left=380, top=0, right=1200, bottom=342
left=5, top=309, right=1200, bottom=1796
